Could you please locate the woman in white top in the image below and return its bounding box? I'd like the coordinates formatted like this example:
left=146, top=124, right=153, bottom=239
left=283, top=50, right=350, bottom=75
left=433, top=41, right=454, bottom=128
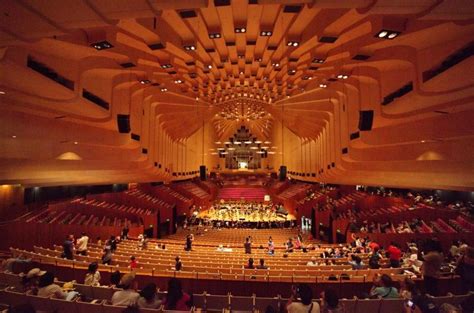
left=84, top=262, right=101, bottom=286
left=286, top=284, right=320, bottom=313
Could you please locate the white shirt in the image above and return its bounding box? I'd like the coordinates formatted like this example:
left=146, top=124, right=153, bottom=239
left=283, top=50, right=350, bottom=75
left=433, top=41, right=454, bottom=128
left=111, top=289, right=140, bottom=306
left=287, top=302, right=321, bottom=313
left=77, top=236, right=89, bottom=251
left=38, top=284, right=66, bottom=299
left=84, top=271, right=101, bottom=286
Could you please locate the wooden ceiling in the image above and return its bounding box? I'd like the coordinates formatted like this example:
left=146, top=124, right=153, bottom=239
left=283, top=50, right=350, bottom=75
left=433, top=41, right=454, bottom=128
left=0, top=0, right=473, bottom=189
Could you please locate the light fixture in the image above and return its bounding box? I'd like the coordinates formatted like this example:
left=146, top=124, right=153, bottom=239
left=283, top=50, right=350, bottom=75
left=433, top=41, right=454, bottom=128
left=174, top=79, right=183, bottom=84
left=183, top=45, right=196, bottom=51
left=234, top=141, right=241, bottom=144
left=74, top=141, right=78, bottom=145
left=312, top=58, right=325, bottom=64
left=272, top=62, right=279, bottom=67
left=255, top=140, right=262, bottom=144
left=224, top=141, right=231, bottom=144
left=207, top=65, right=213, bottom=69
left=195, top=97, right=199, bottom=100
left=161, top=64, right=172, bottom=69
left=235, top=27, right=246, bottom=33
left=260, top=31, right=272, bottom=36
left=0, top=91, right=5, bottom=95
left=250, top=146, right=258, bottom=150
left=244, top=140, right=252, bottom=144
left=337, top=74, right=349, bottom=79
left=209, top=33, right=221, bottom=39
left=264, top=141, right=271, bottom=144
left=319, top=84, right=327, bottom=88
left=267, top=151, right=275, bottom=154
left=256, top=58, right=262, bottom=62
left=91, top=41, right=113, bottom=50
left=288, top=69, right=296, bottom=75
left=227, top=147, right=235, bottom=151
left=287, top=41, right=299, bottom=47
left=139, top=79, right=151, bottom=84
left=11, top=135, right=16, bottom=139
left=376, top=29, right=401, bottom=40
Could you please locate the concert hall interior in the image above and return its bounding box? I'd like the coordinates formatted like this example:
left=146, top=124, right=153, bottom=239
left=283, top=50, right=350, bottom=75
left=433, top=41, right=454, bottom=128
left=0, top=0, right=474, bottom=312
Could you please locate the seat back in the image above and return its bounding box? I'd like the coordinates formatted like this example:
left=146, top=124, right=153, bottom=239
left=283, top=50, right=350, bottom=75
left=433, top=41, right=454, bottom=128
left=378, top=298, right=405, bottom=313
left=354, top=299, right=381, bottom=313
left=230, top=295, right=254, bottom=311
left=340, top=299, right=357, bottom=313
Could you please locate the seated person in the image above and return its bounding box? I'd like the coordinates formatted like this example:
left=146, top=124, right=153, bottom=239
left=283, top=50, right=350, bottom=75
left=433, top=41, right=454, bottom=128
left=138, top=283, right=161, bottom=309
left=38, top=272, right=67, bottom=299
left=162, top=278, right=191, bottom=311
left=256, top=258, right=268, bottom=269
left=111, top=273, right=140, bottom=306
left=286, top=284, right=320, bottom=313
left=175, top=256, right=182, bottom=271
left=245, top=258, right=255, bottom=269
left=348, top=255, right=365, bottom=270
left=370, top=274, right=399, bottom=299
left=286, top=238, right=294, bottom=253
left=84, top=262, right=101, bottom=286
left=307, top=257, right=318, bottom=266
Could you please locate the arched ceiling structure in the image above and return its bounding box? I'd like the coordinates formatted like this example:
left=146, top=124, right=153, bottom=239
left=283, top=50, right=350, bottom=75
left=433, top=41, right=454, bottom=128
left=0, top=0, right=473, bottom=189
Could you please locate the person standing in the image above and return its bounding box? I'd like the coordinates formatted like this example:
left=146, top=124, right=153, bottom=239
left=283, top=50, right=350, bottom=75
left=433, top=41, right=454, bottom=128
left=386, top=242, right=402, bottom=268
left=121, top=224, right=130, bottom=240
left=76, top=232, right=89, bottom=256
left=422, top=243, right=443, bottom=296
left=244, top=237, right=252, bottom=254
left=185, top=234, right=193, bottom=251
left=62, top=235, right=74, bottom=260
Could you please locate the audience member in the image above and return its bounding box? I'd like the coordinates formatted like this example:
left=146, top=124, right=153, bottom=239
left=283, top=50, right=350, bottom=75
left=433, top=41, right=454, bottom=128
left=175, top=256, right=182, bottom=271
left=422, top=242, right=443, bottom=296
left=244, top=237, right=252, bottom=254
left=245, top=258, right=255, bottom=269
left=370, top=274, right=399, bottom=299
left=320, top=288, right=343, bottom=313
left=137, top=283, right=161, bottom=309
left=84, top=262, right=101, bottom=286
left=62, top=234, right=74, bottom=260
left=307, top=257, right=318, bottom=266
left=110, top=270, right=121, bottom=288
left=456, top=246, right=474, bottom=292
left=38, top=272, right=67, bottom=299
left=20, top=268, right=45, bottom=294
left=185, top=234, right=193, bottom=251
left=111, top=273, right=140, bottom=306
left=257, top=258, right=268, bottom=269
left=162, top=278, right=191, bottom=311
left=76, top=232, right=89, bottom=256
left=102, top=247, right=113, bottom=265
left=130, top=256, right=138, bottom=269
left=387, top=242, right=402, bottom=268
left=348, top=255, right=365, bottom=269
left=286, top=284, right=321, bottom=313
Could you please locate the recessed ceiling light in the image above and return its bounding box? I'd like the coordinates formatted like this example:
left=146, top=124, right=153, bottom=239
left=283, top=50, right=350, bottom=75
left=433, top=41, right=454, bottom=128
left=174, top=79, right=183, bottom=84
left=287, top=41, right=299, bottom=47
left=74, top=141, right=78, bottom=145
left=260, top=31, right=272, bottom=37
left=209, top=33, right=221, bottom=39
left=161, top=64, right=172, bottom=69
left=376, top=29, right=401, bottom=39
left=139, top=79, right=151, bottom=84
left=91, top=41, right=113, bottom=50
left=184, top=45, right=196, bottom=51
left=319, top=84, right=327, bottom=88
left=207, top=65, right=213, bottom=69
left=312, top=58, right=325, bottom=64
left=160, top=88, right=168, bottom=92
left=11, top=135, right=16, bottom=139
left=0, top=91, right=5, bottom=95
left=235, top=27, right=246, bottom=33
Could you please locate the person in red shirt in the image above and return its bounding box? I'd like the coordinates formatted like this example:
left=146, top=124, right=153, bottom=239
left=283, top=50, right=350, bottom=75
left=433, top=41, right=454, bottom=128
left=130, top=256, right=138, bottom=269
left=368, top=240, right=380, bottom=252
left=386, top=242, right=402, bottom=268
left=163, top=278, right=191, bottom=311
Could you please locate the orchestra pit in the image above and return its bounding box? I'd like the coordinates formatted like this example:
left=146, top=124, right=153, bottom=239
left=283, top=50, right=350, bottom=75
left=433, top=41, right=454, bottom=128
left=0, top=1, right=474, bottom=313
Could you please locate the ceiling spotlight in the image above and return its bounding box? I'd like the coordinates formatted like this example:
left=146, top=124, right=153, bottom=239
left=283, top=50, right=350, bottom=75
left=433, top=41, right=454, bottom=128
left=73, top=141, right=78, bottom=145
left=288, top=69, right=296, bottom=75
left=207, top=65, right=213, bottom=69
left=272, top=63, right=279, bottom=67
left=184, top=45, right=196, bottom=51
left=235, top=27, right=246, bottom=33
left=91, top=41, right=113, bottom=50
left=0, top=91, right=5, bottom=95
left=337, top=74, right=349, bottom=80
left=376, top=29, right=401, bottom=39
left=161, top=64, right=172, bottom=69
left=195, top=97, right=199, bottom=100
left=174, top=79, right=183, bottom=84
left=260, top=31, right=272, bottom=36
left=209, top=33, right=221, bottom=39
left=256, top=58, right=262, bottom=62
left=312, top=58, right=325, bottom=64
left=319, top=84, right=327, bottom=88
left=160, top=88, right=168, bottom=92
left=287, top=41, right=299, bottom=47
left=11, top=135, right=16, bottom=139
left=139, top=79, right=151, bottom=84
left=240, top=71, right=244, bottom=75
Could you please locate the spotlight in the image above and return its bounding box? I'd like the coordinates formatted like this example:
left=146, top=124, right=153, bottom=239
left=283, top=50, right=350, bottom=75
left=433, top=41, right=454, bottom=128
left=319, top=84, right=327, bottom=88
left=174, top=79, right=183, bottom=84
left=11, top=135, right=16, bottom=139
left=160, top=88, right=168, bottom=92
left=209, top=33, right=221, bottom=39
left=74, top=141, right=78, bottom=145
left=272, top=63, right=279, bottom=67
left=91, top=41, right=113, bottom=50
left=337, top=74, right=349, bottom=80
left=256, top=57, right=262, bottom=62
left=0, top=91, right=5, bottom=95
left=376, top=29, right=401, bottom=40
left=161, top=64, right=172, bottom=69
left=288, top=69, right=296, bottom=75
left=235, top=27, right=246, bottom=33
left=312, top=58, right=325, bottom=64
left=287, top=41, right=299, bottom=47
left=260, top=31, right=272, bottom=36
left=139, top=79, right=151, bottom=84
left=207, top=65, right=213, bottom=69
left=184, top=45, right=196, bottom=51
